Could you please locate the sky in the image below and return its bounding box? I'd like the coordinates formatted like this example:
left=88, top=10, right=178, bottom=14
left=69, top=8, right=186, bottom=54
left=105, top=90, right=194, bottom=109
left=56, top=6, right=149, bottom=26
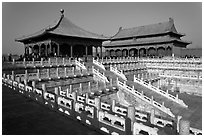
left=2, top=2, right=202, bottom=55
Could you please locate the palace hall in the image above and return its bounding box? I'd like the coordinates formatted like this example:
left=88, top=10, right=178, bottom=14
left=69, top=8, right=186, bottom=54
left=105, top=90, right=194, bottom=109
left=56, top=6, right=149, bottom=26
left=103, top=18, right=191, bottom=57
left=15, top=9, right=108, bottom=59
left=16, top=10, right=192, bottom=59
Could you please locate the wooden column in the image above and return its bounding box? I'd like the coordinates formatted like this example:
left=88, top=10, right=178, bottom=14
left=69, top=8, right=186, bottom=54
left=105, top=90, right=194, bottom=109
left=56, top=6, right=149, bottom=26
left=100, top=46, right=103, bottom=58
left=49, top=43, right=52, bottom=56
left=156, top=48, right=158, bottom=57
left=57, top=44, right=60, bottom=56
left=53, top=46, right=55, bottom=56
left=145, top=48, right=148, bottom=57
left=95, top=46, right=98, bottom=57
left=31, top=46, right=34, bottom=55
left=24, top=46, right=27, bottom=56
left=105, top=50, right=109, bottom=57
left=45, top=44, right=48, bottom=56
left=70, top=45, right=73, bottom=57
left=85, top=45, right=88, bottom=57
left=128, top=49, right=131, bottom=57
left=27, top=47, right=29, bottom=55
left=147, top=48, right=149, bottom=57
left=126, top=50, right=129, bottom=57
left=28, top=47, right=30, bottom=55
left=39, top=44, right=41, bottom=56
left=165, top=47, right=168, bottom=57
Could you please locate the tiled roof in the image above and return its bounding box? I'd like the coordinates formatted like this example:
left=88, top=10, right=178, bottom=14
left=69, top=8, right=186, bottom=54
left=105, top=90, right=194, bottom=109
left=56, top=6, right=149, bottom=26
left=15, top=29, right=46, bottom=42
left=103, top=37, right=190, bottom=47
left=15, top=12, right=108, bottom=42
left=111, top=18, right=184, bottom=40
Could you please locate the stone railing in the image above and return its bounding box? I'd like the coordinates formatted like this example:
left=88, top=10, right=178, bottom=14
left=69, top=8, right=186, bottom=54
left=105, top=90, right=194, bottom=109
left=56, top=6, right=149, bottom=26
left=140, top=57, right=202, bottom=63
left=136, top=73, right=160, bottom=82
left=101, top=102, right=111, bottom=111
left=159, top=73, right=202, bottom=80
left=112, top=63, right=146, bottom=71
left=12, top=67, right=91, bottom=82
left=101, top=56, right=202, bottom=72
left=93, top=58, right=106, bottom=70
left=101, top=57, right=201, bottom=64
left=75, top=59, right=87, bottom=70
left=110, top=65, right=127, bottom=81
left=133, top=122, right=158, bottom=135
left=116, top=79, right=175, bottom=117
left=6, top=58, right=94, bottom=71
left=102, top=57, right=139, bottom=64
left=146, top=63, right=201, bottom=71
left=2, top=74, right=201, bottom=135
left=58, top=81, right=107, bottom=97
left=153, top=117, right=173, bottom=128
left=10, top=58, right=74, bottom=68
left=99, top=110, right=126, bottom=132
left=15, top=72, right=38, bottom=81
left=133, top=75, right=188, bottom=108
left=92, top=66, right=109, bottom=83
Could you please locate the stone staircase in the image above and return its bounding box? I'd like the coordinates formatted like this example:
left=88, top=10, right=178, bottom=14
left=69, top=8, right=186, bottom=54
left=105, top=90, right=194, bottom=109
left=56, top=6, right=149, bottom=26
left=84, top=59, right=182, bottom=118
left=133, top=75, right=188, bottom=108
left=126, top=80, right=188, bottom=115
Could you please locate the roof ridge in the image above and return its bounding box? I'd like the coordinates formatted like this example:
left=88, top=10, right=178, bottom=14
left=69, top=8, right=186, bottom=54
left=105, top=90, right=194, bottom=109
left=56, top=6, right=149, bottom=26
left=47, top=9, right=108, bottom=39
left=121, top=20, right=170, bottom=31
left=63, top=17, right=108, bottom=38
left=110, top=27, right=123, bottom=39
left=15, top=28, right=46, bottom=42
left=46, top=12, right=64, bottom=32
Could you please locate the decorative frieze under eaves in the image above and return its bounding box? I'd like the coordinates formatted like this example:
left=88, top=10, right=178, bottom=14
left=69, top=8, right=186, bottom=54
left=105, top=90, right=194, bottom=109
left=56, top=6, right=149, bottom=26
left=52, top=38, right=102, bottom=47
left=104, top=43, right=173, bottom=50
left=25, top=40, right=51, bottom=47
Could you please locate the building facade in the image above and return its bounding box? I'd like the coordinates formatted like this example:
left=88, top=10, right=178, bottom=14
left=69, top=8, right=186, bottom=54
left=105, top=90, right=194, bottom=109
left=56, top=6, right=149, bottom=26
left=103, top=18, right=191, bottom=57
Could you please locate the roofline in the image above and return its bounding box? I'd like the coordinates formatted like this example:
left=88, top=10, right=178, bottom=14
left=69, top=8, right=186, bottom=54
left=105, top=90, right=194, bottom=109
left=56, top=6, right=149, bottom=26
left=111, top=31, right=185, bottom=41
left=46, top=13, right=64, bottom=32
left=15, top=30, right=110, bottom=43
left=174, top=39, right=191, bottom=44
left=15, top=31, right=110, bottom=44
left=169, top=31, right=185, bottom=37
left=48, top=32, right=110, bottom=41
left=15, top=31, right=47, bottom=43
left=110, top=27, right=123, bottom=39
